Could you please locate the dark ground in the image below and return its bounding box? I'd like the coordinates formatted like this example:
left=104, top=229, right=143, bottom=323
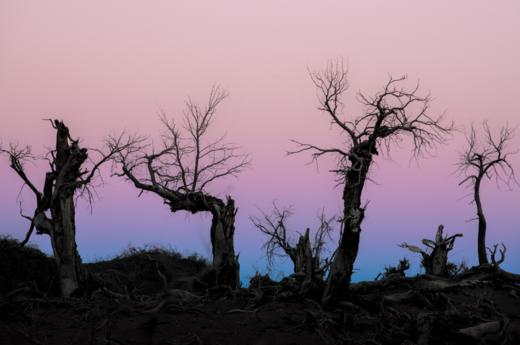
left=1, top=237, right=519, bottom=345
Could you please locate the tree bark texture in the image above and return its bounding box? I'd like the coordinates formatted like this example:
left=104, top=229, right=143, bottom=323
left=209, top=197, right=240, bottom=288
left=323, top=146, right=373, bottom=302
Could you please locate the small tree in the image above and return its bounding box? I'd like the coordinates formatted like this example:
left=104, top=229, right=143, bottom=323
left=250, top=204, right=334, bottom=282
left=110, top=86, right=250, bottom=288
left=1, top=120, right=130, bottom=297
left=400, top=224, right=463, bottom=276
left=457, top=122, right=517, bottom=266
left=290, top=61, right=453, bottom=302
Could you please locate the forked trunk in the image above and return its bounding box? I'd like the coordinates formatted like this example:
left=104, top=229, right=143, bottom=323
left=210, top=197, right=240, bottom=288
left=289, top=228, right=314, bottom=282
left=323, top=149, right=372, bottom=303
left=474, top=177, right=489, bottom=266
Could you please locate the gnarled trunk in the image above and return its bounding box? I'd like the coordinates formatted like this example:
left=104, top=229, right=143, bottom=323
left=474, top=177, right=489, bottom=266
left=423, top=244, right=448, bottom=276
left=323, top=148, right=372, bottom=303
left=210, top=197, right=240, bottom=288
left=50, top=195, right=82, bottom=298
left=289, top=228, right=314, bottom=281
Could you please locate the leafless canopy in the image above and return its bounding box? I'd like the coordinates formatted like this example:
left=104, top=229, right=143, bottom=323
left=250, top=203, right=335, bottom=272
left=289, top=60, right=453, bottom=173
left=109, top=86, right=250, bottom=211
left=457, top=121, right=517, bottom=189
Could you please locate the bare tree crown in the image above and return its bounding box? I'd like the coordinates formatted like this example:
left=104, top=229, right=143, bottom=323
left=290, top=61, right=453, bottom=173
left=110, top=86, right=250, bottom=200
left=457, top=121, right=517, bottom=188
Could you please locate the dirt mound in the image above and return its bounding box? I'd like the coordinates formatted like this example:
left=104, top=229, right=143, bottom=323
left=2, top=241, right=520, bottom=344
left=0, top=236, right=59, bottom=296
left=0, top=240, right=211, bottom=298
left=85, top=246, right=212, bottom=295
left=1, top=273, right=519, bottom=344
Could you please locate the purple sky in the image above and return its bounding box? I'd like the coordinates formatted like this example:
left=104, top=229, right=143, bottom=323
left=1, top=1, right=519, bottom=282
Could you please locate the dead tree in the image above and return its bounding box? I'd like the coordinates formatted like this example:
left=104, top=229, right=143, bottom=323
left=400, top=224, right=463, bottom=276
left=250, top=204, right=334, bottom=282
left=109, top=86, right=250, bottom=289
left=457, top=122, right=517, bottom=266
left=289, top=61, right=453, bottom=302
left=1, top=120, right=131, bottom=298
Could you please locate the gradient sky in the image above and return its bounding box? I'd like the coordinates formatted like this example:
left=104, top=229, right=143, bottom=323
left=1, top=1, right=519, bottom=283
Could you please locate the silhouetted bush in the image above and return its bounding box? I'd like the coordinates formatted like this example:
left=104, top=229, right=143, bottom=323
left=376, top=257, right=410, bottom=280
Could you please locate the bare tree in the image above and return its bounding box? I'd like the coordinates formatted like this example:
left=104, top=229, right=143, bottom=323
left=289, top=61, right=453, bottom=302
left=250, top=204, right=334, bottom=282
left=1, top=120, right=132, bottom=298
left=109, top=86, right=250, bottom=288
left=457, top=122, right=517, bottom=266
left=400, top=224, right=463, bottom=276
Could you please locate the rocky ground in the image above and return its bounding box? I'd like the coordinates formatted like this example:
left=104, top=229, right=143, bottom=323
left=1, top=237, right=519, bottom=345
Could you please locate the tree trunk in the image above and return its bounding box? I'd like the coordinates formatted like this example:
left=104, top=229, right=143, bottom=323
left=474, top=177, right=489, bottom=266
left=289, top=228, right=314, bottom=281
left=424, top=245, right=448, bottom=276
left=49, top=121, right=87, bottom=298
left=210, top=196, right=240, bottom=288
left=323, top=149, right=372, bottom=303
left=50, top=195, right=82, bottom=298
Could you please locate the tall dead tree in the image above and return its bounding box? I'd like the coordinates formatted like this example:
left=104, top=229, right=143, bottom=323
left=250, top=204, right=334, bottom=282
left=1, top=120, right=131, bottom=298
left=110, top=86, right=249, bottom=288
left=457, top=122, right=517, bottom=266
left=290, top=61, right=453, bottom=302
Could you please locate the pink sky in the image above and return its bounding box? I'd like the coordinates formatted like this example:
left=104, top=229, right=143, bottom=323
left=1, top=1, right=519, bottom=281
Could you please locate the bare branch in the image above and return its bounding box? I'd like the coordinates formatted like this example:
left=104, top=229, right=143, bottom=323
left=0, top=144, right=42, bottom=202
left=487, top=243, right=506, bottom=267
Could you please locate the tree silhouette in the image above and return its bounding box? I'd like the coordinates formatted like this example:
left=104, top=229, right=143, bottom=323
left=109, top=86, right=250, bottom=288
left=457, top=121, right=517, bottom=266
left=290, top=61, right=453, bottom=302
left=1, top=120, right=130, bottom=297
left=251, top=204, right=335, bottom=282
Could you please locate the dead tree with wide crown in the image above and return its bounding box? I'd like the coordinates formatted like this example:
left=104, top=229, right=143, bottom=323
left=1, top=119, right=132, bottom=298
left=109, top=86, right=250, bottom=289
left=457, top=121, right=517, bottom=266
left=289, top=61, right=453, bottom=303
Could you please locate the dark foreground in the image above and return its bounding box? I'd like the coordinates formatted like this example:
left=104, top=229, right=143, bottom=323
left=1, top=239, right=519, bottom=345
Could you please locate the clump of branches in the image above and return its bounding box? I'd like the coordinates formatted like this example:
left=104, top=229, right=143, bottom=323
left=457, top=121, right=517, bottom=266
left=250, top=203, right=335, bottom=281
left=400, top=224, right=463, bottom=277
